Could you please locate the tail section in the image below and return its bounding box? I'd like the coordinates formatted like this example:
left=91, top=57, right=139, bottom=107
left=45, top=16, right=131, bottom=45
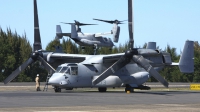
left=146, top=42, right=156, bottom=50
left=56, top=25, right=71, bottom=39
left=55, top=46, right=63, bottom=53
left=56, top=25, right=63, bottom=39
left=178, top=40, right=194, bottom=73
left=71, top=24, right=78, bottom=39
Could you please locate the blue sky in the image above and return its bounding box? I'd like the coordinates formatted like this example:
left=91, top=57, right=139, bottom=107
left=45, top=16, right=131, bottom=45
left=0, top=0, right=199, bottom=54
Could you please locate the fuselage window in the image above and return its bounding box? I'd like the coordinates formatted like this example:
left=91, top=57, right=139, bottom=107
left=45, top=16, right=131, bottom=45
left=71, top=67, right=78, bottom=75
left=103, top=38, right=108, bottom=41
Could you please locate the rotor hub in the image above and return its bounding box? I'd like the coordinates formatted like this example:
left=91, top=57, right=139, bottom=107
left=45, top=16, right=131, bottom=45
left=30, top=50, right=43, bottom=60
left=125, top=50, right=133, bottom=59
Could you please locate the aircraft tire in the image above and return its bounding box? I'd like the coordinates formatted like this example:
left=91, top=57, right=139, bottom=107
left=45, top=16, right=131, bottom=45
left=125, top=87, right=134, bottom=93
left=98, top=87, right=107, bottom=92
left=55, top=87, right=61, bottom=93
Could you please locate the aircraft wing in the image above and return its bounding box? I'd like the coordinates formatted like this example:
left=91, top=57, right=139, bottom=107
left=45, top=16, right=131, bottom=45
left=49, top=53, right=87, bottom=63
left=95, top=32, right=112, bottom=37
left=48, top=53, right=124, bottom=67
left=46, top=53, right=88, bottom=69
left=102, top=53, right=124, bottom=63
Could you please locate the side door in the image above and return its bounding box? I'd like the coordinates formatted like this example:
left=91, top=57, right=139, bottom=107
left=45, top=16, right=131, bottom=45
left=69, top=66, right=79, bottom=84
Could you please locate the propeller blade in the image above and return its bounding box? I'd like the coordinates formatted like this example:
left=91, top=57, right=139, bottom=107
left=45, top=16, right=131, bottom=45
left=132, top=55, right=169, bottom=87
left=78, top=23, right=97, bottom=26
left=93, top=18, right=127, bottom=24
left=93, top=18, right=113, bottom=24
left=61, top=21, right=97, bottom=26
left=60, top=22, right=72, bottom=24
left=3, top=58, right=34, bottom=84
left=93, top=0, right=136, bottom=85
left=33, top=0, right=42, bottom=51
left=93, top=50, right=133, bottom=85
left=128, top=0, right=134, bottom=49
left=37, top=56, right=55, bottom=72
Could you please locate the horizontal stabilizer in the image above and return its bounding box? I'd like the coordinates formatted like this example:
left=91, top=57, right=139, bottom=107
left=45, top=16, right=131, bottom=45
left=179, top=40, right=194, bottom=73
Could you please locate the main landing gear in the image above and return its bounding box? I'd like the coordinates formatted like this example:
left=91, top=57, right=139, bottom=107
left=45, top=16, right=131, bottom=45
left=98, top=87, right=107, bottom=92
left=125, top=85, right=134, bottom=93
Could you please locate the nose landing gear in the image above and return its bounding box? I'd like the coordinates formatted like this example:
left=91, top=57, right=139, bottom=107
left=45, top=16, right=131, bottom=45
left=54, top=87, right=61, bottom=92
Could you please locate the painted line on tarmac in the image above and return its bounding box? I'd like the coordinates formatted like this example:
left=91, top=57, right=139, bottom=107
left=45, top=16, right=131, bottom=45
left=0, top=85, right=190, bottom=88
left=0, top=86, right=35, bottom=87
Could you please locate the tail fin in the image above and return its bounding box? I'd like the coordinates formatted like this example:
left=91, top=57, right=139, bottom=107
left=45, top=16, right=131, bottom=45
left=71, top=24, right=78, bottom=39
left=146, top=42, right=156, bottom=50
left=55, top=46, right=63, bottom=53
left=56, top=25, right=71, bottom=39
left=56, top=25, right=63, bottom=39
left=179, top=40, right=194, bottom=73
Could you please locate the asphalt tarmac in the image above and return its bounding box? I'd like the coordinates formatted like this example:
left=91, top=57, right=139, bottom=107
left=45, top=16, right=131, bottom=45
left=0, top=82, right=200, bottom=112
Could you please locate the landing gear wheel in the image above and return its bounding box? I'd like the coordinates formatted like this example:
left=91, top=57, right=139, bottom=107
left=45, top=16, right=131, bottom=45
left=125, top=87, right=134, bottom=93
left=54, top=87, right=61, bottom=93
left=98, top=87, right=107, bottom=92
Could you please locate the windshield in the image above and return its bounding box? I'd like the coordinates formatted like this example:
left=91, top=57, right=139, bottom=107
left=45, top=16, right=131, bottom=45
left=60, top=67, right=68, bottom=73
left=55, top=66, right=62, bottom=73
left=55, top=66, right=69, bottom=73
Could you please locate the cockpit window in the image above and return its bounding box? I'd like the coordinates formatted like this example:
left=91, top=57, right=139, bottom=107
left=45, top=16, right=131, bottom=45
left=103, top=38, right=108, bottom=41
left=55, top=66, right=70, bottom=74
left=60, top=67, right=68, bottom=73
left=55, top=67, right=62, bottom=73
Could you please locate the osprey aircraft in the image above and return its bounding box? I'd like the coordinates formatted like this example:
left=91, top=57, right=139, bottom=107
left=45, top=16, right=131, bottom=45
left=4, top=0, right=194, bottom=93
left=56, top=19, right=123, bottom=50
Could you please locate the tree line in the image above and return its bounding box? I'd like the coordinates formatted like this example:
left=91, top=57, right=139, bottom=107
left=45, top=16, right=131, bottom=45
left=0, top=28, right=200, bottom=82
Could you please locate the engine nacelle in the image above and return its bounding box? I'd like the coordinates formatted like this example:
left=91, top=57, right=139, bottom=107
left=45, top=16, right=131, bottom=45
left=112, top=24, right=120, bottom=43
left=119, top=72, right=149, bottom=86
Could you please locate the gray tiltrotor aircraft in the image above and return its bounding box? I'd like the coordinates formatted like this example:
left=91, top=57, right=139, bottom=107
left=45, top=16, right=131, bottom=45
left=4, top=0, right=194, bottom=93
left=56, top=19, right=122, bottom=49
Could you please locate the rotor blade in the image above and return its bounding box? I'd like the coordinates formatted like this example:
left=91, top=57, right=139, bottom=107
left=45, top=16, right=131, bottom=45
left=3, top=58, right=34, bottom=84
left=93, top=18, right=127, bottom=24
left=61, top=22, right=97, bottom=26
left=93, top=50, right=133, bottom=85
left=61, top=22, right=73, bottom=24
left=37, top=56, right=56, bottom=72
left=93, top=18, right=113, bottom=24
left=119, top=20, right=128, bottom=22
left=128, top=0, right=134, bottom=49
left=33, top=0, right=42, bottom=51
left=132, top=55, right=169, bottom=87
left=78, top=23, right=97, bottom=26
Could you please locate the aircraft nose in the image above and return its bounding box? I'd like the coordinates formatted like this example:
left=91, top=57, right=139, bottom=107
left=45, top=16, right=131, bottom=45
left=48, top=77, right=57, bottom=85
left=48, top=73, right=64, bottom=85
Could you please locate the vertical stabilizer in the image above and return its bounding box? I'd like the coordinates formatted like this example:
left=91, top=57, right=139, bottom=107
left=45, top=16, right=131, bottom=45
left=56, top=25, right=63, bottom=39
left=146, top=42, right=156, bottom=50
left=71, top=24, right=78, bottom=39
left=179, top=40, right=194, bottom=73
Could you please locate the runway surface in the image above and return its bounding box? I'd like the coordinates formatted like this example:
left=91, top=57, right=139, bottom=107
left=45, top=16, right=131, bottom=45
left=0, top=82, right=200, bottom=112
